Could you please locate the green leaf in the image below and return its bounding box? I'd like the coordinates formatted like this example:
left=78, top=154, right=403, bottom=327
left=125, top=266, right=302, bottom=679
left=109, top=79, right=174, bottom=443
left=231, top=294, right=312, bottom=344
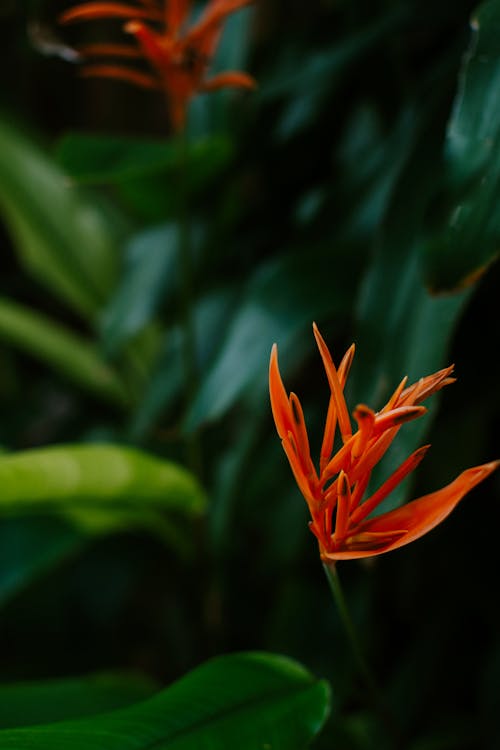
left=0, top=443, right=205, bottom=515
left=0, top=652, right=331, bottom=749
left=56, top=132, right=233, bottom=188
left=127, top=289, right=238, bottom=441
left=262, top=8, right=407, bottom=140
left=0, top=445, right=206, bottom=555
left=0, top=118, right=119, bottom=319
left=351, top=119, right=472, bottom=512
left=425, top=0, right=500, bottom=290
left=0, top=297, right=128, bottom=406
left=56, top=133, right=233, bottom=222
left=0, top=516, right=83, bottom=607
left=183, top=251, right=354, bottom=432
left=99, top=224, right=178, bottom=355
left=0, top=673, right=158, bottom=728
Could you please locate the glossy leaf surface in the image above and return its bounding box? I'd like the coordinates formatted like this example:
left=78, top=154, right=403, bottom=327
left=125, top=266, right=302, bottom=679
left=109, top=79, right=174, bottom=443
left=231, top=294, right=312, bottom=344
left=0, top=443, right=204, bottom=513
left=425, top=0, right=500, bottom=289
left=0, top=652, right=330, bottom=749
left=0, top=673, right=158, bottom=728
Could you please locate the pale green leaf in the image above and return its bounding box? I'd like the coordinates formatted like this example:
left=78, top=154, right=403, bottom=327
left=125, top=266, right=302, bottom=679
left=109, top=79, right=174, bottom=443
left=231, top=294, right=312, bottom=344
left=0, top=297, right=128, bottom=406
left=0, top=118, right=119, bottom=319
left=0, top=444, right=205, bottom=517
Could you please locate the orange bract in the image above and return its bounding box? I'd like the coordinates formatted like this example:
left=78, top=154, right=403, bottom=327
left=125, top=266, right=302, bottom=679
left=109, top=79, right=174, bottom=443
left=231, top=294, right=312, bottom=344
left=59, top=0, right=256, bottom=130
left=269, top=324, right=498, bottom=561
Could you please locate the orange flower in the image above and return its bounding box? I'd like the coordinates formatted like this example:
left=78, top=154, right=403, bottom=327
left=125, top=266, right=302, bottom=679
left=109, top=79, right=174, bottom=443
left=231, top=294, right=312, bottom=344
left=59, top=0, right=256, bottom=130
left=269, top=324, right=498, bottom=561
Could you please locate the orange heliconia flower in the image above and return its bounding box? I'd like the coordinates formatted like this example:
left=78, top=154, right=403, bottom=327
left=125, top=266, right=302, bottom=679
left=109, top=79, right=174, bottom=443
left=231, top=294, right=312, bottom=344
left=269, top=324, right=498, bottom=561
left=59, top=0, right=256, bottom=130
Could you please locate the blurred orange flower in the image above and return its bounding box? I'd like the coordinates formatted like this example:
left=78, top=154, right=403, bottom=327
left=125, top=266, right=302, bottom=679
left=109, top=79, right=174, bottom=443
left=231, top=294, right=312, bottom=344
left=269, top=324, right=498, bottom=561
left=60, top=0, right=256, bottom=130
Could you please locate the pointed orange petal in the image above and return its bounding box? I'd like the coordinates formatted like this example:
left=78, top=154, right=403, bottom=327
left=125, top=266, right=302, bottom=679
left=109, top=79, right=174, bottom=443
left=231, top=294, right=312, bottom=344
left=80, top=64, right=160, bottom=88
left=282, top=435, right=317, bottom=508
left=201, top=71, right=256, bottom=91
left=165, top=0, right=192, bottom=36
left=353, top=460, right=499, bottom=554
left=349, top=470, right=371, bottom=513
left=349, top=427, right=399, bottom=485
left=333, top=471, right=351, bottom=542
left=269, top=344, right=295, bottom=441
left=351, top=404, right=375, bottom=460
left=59, top=2, right=162, bottom=24
left=321, top=435, right=355, bottom=482
left=372, top=405, right=427, bottom=435
left=313, top=323, right=352, bottom=443
left=320, top=345, right=355, bottom=472
left=381, top=376, right=408, bottom=413
left=338, top=344, right=356, bottom=384
left=124, top=21, right=166, bottom=69
left=289, top=392, right=316, bottom=481
left=320, top=396, right=337, bottom=475
left=350, top=445, right=430, bottom=526
left=399, top=365, right=455, bottom=406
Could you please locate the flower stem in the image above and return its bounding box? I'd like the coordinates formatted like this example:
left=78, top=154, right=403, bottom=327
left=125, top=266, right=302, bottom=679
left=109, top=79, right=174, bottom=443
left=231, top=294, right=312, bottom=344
left=177, top=129, right=202, bottom=478
left=323, top=561, right=378, bottom=691
left=322, top=561, right=402, bottom=747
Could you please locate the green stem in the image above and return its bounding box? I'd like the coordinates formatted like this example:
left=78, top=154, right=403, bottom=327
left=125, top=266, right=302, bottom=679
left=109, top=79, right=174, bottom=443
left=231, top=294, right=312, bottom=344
left=322, top=561, right=403, bottom=747
left=177, top=129, right=203, bottom=478
left=323, top=561, right=378, bottom=693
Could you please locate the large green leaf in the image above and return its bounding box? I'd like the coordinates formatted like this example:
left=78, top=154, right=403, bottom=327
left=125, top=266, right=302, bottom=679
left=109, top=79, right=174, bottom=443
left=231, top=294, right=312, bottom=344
left=0, top=673, right=158, bottom=728
left=351, top=115, right=471, bottom=512
left=0, top=443, right=205, bottom=514
left=0, top=652, right=330, bottom=749
left=425, top=0, right=500, bottom=289
left=0, top=118, right=119, bottom=319
left=0, top=445, right=206, bottom=555
left=0, top=297, right=128, bottom=406
left=183, top=250, right=354, bottom=432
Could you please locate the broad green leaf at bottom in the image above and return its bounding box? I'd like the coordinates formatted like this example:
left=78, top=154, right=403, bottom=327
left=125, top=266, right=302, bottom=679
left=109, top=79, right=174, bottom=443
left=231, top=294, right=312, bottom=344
left=0, top=652, right=331, bottom=749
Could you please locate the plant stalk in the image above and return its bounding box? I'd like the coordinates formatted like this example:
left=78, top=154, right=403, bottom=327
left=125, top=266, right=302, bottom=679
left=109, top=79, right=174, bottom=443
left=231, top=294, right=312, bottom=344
left=322, top=560, right=403, bottom=748
left=177, top=128, right=202, bottom=478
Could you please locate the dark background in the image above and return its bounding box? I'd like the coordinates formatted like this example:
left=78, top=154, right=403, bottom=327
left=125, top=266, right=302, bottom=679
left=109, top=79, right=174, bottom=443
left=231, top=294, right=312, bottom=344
left=0, top=1, right=499, bottom=748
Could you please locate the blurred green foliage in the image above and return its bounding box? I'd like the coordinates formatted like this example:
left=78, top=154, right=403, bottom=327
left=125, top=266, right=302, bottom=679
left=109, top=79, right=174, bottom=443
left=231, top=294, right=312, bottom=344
left=0, top=0, right=499, bottom=748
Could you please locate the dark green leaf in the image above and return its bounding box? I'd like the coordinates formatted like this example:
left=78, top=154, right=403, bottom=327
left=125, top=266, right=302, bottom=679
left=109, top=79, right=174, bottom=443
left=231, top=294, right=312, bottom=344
left=425, top=0, right=500, bottom=289
left=0, top=673, right=158, bottom=728
left=351, top=118, right=471, bottom=512
left=0, top=516, right=83, bottom=607
left=56, top=132, right=233, bottom=188
left=100, top=224, right=178, bottom=355
left=0, top=652, right=330, bottom=749
left=184, top=251, right=353, bottom=431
